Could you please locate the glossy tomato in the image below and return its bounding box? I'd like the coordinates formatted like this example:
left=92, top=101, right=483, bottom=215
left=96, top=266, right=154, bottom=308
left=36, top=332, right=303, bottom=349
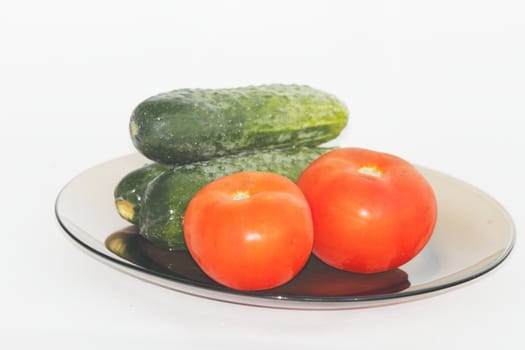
left=183, top=171, right=314, bottom=291
left=297, top=148, right=437, bottom=274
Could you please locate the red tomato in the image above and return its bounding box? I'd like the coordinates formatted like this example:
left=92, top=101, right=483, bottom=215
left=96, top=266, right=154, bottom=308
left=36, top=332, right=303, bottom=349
left=183, top=171, right=314, bottom=291
left=297, top=148, right=437, bottom=274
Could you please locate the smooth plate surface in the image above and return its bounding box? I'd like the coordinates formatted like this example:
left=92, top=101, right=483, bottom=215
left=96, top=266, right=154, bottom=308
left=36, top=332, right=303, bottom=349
left=55, top=153, right=515, bottom=309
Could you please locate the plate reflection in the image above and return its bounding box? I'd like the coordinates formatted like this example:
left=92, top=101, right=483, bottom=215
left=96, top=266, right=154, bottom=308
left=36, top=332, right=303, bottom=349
left=106, top=226, right=410, bottom=298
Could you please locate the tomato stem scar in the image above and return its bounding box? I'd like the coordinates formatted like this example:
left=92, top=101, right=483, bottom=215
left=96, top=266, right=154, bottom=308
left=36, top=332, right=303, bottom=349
left=232, top=191, right=250, bottom=200
left=358, top=165, right=383, bottom=178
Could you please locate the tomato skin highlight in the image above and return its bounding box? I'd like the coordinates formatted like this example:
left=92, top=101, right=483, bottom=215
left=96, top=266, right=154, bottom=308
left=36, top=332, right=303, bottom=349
left=297, top=148, right=437, bottom=274
left=183, top=171, right=314, bottom=291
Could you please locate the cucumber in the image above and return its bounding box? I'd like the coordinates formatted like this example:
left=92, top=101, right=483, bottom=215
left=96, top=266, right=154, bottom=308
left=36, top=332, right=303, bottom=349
left=130, top=84, right=348, bottom=164
left=139, top=147, right=331, bottom=250
left=114, top=162, right=171, bottom=224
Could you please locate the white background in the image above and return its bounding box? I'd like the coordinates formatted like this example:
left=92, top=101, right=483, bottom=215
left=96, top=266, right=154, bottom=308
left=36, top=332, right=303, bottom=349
left=1, top=0, right=523, bottom=348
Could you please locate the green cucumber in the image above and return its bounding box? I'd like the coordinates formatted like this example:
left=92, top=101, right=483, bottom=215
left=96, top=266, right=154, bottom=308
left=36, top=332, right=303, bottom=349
left=140, top=147, right=331, bottom=250
left=114, top=162, right=171, bottom=224
left=130, top=84, right=348, bottom=164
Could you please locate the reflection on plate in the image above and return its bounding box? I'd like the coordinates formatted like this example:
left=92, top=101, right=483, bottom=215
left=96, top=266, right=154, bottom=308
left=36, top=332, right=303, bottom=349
left=55, top=153, right=515, bottom=309
left=106, top=226, right=411, bottom=297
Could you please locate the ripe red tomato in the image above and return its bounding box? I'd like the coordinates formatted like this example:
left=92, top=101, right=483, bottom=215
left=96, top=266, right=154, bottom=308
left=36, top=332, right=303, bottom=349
left=297, top=148, right=437, bottom=274
left=183, top=171, right=314, bottom=291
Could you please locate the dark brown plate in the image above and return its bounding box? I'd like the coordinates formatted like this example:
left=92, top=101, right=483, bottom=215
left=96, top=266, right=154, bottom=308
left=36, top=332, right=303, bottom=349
left=56, top=153, right=515, bottom=309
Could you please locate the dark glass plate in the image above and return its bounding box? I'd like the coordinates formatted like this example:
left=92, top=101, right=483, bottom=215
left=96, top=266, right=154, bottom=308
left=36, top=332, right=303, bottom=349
left=56, top=154, right=515, bottom=309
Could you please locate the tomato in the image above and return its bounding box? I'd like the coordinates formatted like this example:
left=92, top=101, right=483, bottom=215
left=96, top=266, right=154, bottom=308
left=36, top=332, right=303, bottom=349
left=183, top=171, right=314, bottom=291
left=297, top=148, right=437, bottom=274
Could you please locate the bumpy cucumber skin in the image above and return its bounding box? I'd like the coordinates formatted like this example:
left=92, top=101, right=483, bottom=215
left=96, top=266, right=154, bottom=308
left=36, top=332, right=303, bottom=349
left=140, top=147, right=332, bottom=250
left=114, top=162, right=171, bottom=224
left=130, top=85, right=348, bottom=164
